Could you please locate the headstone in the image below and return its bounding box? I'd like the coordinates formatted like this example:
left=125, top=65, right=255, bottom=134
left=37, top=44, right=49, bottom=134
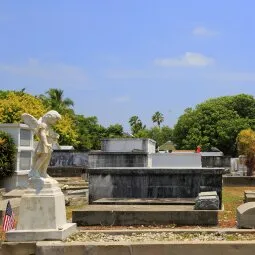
left=194, top=191, right=219, bottom=210
left=237, top=202, right=255, bottom=228
left=244, top=190, right=255, bottom=203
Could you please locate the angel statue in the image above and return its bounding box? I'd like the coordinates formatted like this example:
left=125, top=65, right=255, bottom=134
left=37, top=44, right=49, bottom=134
left=22, top=110, right=61, bottom=179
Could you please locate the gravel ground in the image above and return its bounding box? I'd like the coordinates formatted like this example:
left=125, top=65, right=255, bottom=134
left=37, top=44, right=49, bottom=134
left=66, top=232, right=255, bottom=242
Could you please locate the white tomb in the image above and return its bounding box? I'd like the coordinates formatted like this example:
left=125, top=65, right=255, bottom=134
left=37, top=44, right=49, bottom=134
left=0, top=123, right=34, bottom=191
left=151, top=152, right=202, bottom=168
left=101, top=138, right=156, bottom=153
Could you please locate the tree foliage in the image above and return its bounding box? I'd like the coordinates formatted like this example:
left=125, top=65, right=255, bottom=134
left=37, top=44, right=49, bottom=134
left=0, top=131, right=16, bottom=178
left=129, top=116, right=146, bottom=135
left=136, top=126, right=173, bottom=147
left=39, top=88, right=74, bottom=114
left=0, top=91, right=46, bottom=123
left=75, top=115, right=124, bottom=150
left=0, top=90, right=78, bottom=146
left=237, top=129, right=255, bottom=176
left=173, top=94, right=255, bottom=156
left=152, top=111, right=164, bottom=127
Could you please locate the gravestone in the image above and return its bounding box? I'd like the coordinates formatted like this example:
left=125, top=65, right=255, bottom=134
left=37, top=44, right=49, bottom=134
left=237, top=202, right=255, bottom=228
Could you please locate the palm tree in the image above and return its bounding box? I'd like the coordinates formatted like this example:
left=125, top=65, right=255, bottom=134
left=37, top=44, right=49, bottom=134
left=129, top=116, right=145, bottom=135
left=41, top=88, right=74, bottom=114
left=152, top=111, right=164, bottom=128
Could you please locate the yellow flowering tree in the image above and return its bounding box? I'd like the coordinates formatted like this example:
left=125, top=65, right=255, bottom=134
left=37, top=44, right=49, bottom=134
left=0, top=91, right=46, bottom=123
left=55, top=113, right=78, bottom=146
left=237, top=128, right=255, bottom=176
left=0, top=91, right=78, bottom=146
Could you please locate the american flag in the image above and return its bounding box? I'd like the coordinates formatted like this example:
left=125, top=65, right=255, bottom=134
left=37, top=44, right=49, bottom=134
left=2, top=201, right=15, bottom=232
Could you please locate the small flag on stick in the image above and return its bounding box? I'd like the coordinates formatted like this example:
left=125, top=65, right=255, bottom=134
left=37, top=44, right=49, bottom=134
left=2, top=201, right=15, bottom=232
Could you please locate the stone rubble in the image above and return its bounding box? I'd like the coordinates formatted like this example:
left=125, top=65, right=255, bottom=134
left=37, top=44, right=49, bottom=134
left=65, top=232, right=255, bottom=242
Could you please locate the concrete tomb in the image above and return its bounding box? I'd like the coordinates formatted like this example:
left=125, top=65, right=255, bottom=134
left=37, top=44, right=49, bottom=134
left=0, top=123, right=34, bottom=191
left=72, top=138, right=223, bottom=226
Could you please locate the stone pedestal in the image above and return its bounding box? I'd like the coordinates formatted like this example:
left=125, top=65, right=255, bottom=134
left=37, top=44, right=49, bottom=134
left=6, top=178, right=76, bottom=241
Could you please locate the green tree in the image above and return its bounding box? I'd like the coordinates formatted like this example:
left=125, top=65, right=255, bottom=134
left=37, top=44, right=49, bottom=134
left=173, top=94, right=255, bottom=156
left=75, top=115, right=106, bottom=150
left=0, top=131, right=16, bottom=178
left=0, top=91, right=46, bottom=123
left=75, top=115, right=124, bottom=150
left=129, top=116, right=146, bottom=135
left=40, top=88, right=74, bottom=114
left=0, top=90, right=78, bottom=146
left=105, top=124, right=124, bottom=138
left=136, top=126, right=173, bottom=147
left=152, top=111, right=164, bottom=128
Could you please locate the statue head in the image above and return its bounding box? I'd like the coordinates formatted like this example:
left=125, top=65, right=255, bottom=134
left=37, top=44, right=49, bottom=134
left=42, top=110, right=61, bottom=125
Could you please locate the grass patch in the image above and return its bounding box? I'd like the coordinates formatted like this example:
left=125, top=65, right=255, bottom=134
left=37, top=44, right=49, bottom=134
left=219, top=186, right=255, bottom=227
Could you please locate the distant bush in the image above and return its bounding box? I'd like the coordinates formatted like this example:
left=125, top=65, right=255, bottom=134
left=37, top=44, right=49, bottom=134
left=0, top=131, right=16, bottom=178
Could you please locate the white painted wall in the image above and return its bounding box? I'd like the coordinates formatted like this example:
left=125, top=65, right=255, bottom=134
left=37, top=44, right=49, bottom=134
left=151, top=152, right=202, bottom=167
left=201, top=152, right=223, bottom=157
left=0, top=123, right=34, bottom=190
left=0, top=123, right=34, bottom=171
left=101, top=138, right=156, bottom=153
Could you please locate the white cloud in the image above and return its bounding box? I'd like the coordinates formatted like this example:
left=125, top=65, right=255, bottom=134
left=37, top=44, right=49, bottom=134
left=0, top=59, right=88, bottom=86
left=192, top=26, right=218, bottom=37
left=114, top=96, right=130, bottom=102
left=154, top=52, right=214, bottom=67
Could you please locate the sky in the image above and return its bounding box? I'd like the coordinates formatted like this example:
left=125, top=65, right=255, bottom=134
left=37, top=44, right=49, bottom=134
left=1, top=1, right=255, bottom=131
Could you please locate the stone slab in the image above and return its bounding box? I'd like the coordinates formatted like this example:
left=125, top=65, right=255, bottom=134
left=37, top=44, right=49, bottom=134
left=223, top=177, right=255, bottom=186
left=244, top=190, right=255, bottom=203
left=1, top=242, right=36, bottom=255
left=88, top=167, right=224, bottom=175
left=244, top=194, right=255, bottom=203
left=34, top=241, right=255, bottom=255
left=244, top=190, right=255, bottom=194
left=194, top=196, right=219, bottom=210
left=72, top=205, right=219, bottom=226
left=3, top=189, right=25, bottom=199
left=6, top=223, right=77, bottom=241
left=199, top=191, right=217, bottom=196
left=67, top=189, right=88, bottom=195
left=93, top=198, right=195, bottom=205
left=237, top=202, right=255, bottom=228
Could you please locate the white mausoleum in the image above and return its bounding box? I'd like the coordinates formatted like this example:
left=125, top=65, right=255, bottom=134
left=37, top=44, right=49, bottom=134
left=0, top=123, right=34, bottom=191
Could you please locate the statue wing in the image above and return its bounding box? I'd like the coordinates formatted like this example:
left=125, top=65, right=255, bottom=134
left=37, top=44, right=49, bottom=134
left=21, top=113, right=39, bottom=130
